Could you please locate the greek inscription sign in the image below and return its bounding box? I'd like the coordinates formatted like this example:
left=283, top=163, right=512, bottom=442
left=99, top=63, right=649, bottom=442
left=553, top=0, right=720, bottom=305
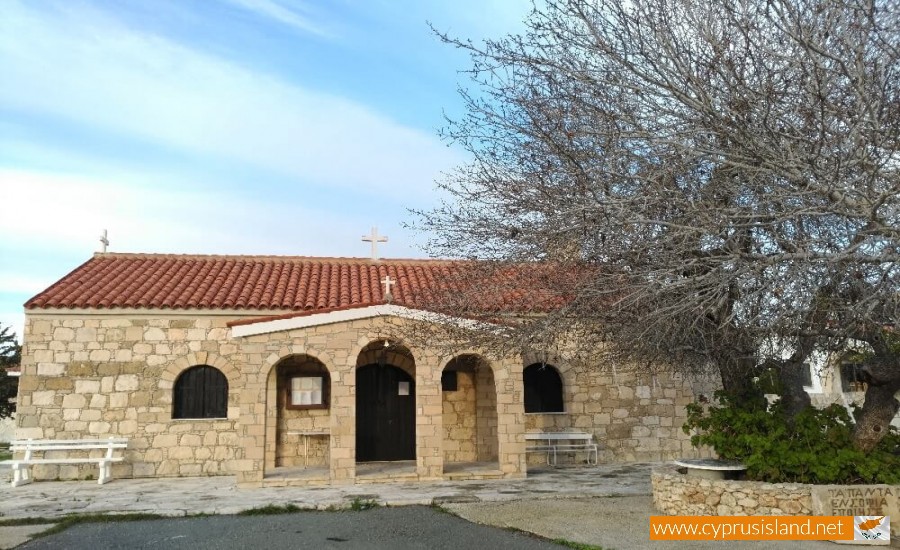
left=827, top=487, right=893, bottom=516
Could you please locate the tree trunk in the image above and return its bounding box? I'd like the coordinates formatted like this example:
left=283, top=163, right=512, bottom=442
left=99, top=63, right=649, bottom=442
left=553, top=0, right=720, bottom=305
left=852, top=360, right=900, bottom=452
left=777, top=360, right=813, bottom=420
left=718, top=357, right=764, bottom=407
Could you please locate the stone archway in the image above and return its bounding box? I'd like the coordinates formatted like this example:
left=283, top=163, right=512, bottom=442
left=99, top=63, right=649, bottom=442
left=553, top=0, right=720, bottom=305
left=355, top=340, right=416, bottom=463
left=441, top=354, right=498, bottom=469
left=265, top=353, right=331, bottom=473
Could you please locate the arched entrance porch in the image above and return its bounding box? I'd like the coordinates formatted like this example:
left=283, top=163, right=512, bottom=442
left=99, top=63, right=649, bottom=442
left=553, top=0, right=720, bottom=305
left=441, top=354, right=501, bottom=477
left=355, top=340, right=417, bottom=479
left=263, top=354, right=331, bottom=483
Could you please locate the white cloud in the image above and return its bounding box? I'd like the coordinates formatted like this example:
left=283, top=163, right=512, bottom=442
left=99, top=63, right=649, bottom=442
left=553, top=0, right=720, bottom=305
left=223, top=0, right=332, bottom=37
left=0, top=1, right=463, bottom=203
left=0, top=164, right=425, bottom=340
left=0, top=275, right=46, bottom=295
left=367, top=0, right=530, bottom=41
left=430, top=0, right=531, bottom=39
left=1, top=167, right=418, bottom=257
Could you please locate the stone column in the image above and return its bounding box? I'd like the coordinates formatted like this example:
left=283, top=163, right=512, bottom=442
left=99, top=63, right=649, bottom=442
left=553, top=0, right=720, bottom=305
left=495, top=356, right=527, bottom=478
left=415, top=350, right=443, bottom=480
left=263, top=366, right=278, bottom=473
left=329, top=357, right=356, bottom=484
left=235, top=370, right=266, bottom=486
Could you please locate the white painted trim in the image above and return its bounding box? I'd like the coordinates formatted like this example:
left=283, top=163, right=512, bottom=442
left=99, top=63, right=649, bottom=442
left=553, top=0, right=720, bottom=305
left=230, top=304, right=503, bottom=338
left=25, top=308, right=294, bottom=318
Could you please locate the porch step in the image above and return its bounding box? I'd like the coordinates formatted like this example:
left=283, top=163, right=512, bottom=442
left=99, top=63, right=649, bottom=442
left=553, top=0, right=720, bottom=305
left=262, top=475, right=331, bottom=488
left=355, top=472, right=419, bottom=484
left=443, top=469, right=504, bottom=481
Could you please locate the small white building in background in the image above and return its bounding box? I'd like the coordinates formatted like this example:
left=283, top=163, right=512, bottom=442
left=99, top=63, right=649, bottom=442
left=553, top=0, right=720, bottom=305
left=802, top=351, right=900, bottom=429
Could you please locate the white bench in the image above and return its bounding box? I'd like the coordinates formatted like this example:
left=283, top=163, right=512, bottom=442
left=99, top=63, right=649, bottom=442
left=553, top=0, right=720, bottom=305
left=525, top=432, right=598, bottom=466
left=3, top=437, right=128, bottom=487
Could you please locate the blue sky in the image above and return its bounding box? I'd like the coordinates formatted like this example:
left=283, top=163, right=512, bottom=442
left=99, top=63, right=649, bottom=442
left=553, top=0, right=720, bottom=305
left=0, top=0, right=531, bottom=338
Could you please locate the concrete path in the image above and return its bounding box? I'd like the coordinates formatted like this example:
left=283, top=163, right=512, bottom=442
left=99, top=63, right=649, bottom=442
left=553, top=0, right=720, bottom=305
left=0, top=464, right=650, bottom=548
left=1, top=464, right=892, bottom=548
left=447, top=496, right=843, bottom=550
left=0, top=463, right=652, bottom=520
left=0, top=526, right=51, bottom=550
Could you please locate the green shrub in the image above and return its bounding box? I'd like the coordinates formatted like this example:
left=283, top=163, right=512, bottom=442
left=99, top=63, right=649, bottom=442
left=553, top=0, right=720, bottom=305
left=349, top=497, right=379, bottom=511
left=684, top=391, right=900, bottom=484
left=237, top=504, right=302, bottom=516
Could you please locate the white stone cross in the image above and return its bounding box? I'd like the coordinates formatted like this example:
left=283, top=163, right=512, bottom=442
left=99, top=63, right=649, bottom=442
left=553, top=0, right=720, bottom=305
left=99, top=229, right=109, bottom=253
left=362, top=226, right=388, bottom=261
left=381, top=275, right=395, bottom=303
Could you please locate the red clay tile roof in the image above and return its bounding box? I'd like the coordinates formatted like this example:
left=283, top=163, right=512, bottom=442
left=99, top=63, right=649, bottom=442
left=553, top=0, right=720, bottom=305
left=25, top=253, right=575, bottom=314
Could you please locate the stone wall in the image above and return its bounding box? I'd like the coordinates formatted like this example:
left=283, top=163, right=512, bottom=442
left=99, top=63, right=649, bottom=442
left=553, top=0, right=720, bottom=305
left=18, top=316, right=243, bottom=480
left=272, top=355, right=331, bottom=467
left=442, top=370, right=477, bottom=463
left=275, top=408, right=330, bottom=467
left=18, top=309, right=714, bottom=484
left=18, top=312, right=529, bottom=485
left=524, top=365, right=717, bottom=464
left=653, top=463, right=812, bottom=516
left=475, top=366, right=499, bottom=462
left=652, top=464, right=899, bottom=540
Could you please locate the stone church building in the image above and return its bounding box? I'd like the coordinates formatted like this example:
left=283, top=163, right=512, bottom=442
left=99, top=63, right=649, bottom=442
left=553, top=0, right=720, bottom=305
left=16, top=252, right=707, bottom=487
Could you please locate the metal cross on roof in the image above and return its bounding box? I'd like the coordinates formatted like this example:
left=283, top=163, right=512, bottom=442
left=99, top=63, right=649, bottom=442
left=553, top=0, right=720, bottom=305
left=362, top=226, right=388, bottom=261
left=381, top=275, right=395, bottom=303
left=99, top=229, right=109, bottom=253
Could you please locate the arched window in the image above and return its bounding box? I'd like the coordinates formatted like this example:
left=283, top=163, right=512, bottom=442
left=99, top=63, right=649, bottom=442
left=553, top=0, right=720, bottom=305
left=523, top=363, right=564, bottom=413
left=173, top=365, right=228, bottom=419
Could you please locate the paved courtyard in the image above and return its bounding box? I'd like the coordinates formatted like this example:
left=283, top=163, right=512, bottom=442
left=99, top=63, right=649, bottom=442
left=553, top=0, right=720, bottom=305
left=0, top=464, right=652, bottom=520
left=0, top=464, right=884, bottom=549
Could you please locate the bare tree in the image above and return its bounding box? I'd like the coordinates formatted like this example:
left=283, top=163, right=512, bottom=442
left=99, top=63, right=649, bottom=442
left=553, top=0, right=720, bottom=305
left=414, top=0, right=900, bottom=450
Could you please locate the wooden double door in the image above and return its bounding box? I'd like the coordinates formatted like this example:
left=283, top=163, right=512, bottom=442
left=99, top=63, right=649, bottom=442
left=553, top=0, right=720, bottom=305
left=356, top=364, right=415, bottom=462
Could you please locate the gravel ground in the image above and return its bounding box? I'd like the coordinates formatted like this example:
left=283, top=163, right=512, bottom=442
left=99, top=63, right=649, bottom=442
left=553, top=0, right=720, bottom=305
left=8, top=499, right=898, bottom=549
left=445, top=496, right=851, bottom=550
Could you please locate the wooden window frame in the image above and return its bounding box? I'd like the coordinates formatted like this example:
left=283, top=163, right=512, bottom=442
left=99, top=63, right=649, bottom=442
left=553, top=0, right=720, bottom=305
left=279, top=362, right=330, bottom=411
left=285, top=375, right=329, bottom=410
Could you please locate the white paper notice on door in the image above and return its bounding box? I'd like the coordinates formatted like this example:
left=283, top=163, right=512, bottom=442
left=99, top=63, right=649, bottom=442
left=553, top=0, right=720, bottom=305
left=398, top=381, right=410, bottom=396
